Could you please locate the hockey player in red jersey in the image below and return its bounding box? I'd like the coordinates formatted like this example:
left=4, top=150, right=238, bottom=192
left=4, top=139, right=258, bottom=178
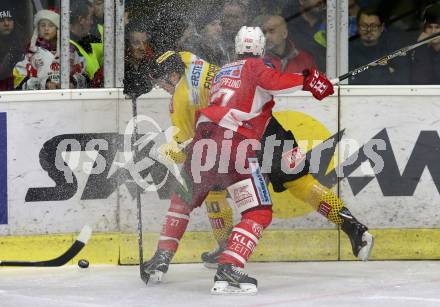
left=142, top=27, right=373, bottom=294
left=180, top=26, right=334, bottom=294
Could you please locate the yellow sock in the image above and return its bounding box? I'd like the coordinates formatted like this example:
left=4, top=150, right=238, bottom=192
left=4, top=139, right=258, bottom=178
left=204, top=190, right=233, bottom=244
left=283, top=174, right=344, bottom=225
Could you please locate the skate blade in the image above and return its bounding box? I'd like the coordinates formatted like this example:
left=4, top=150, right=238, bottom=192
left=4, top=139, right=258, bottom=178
left=148, top=270, right=165, bottom=283
left=203, top=262, right=219, bottom=270
left=211, top=281, right=257, bottom=295
left=358, top=231, right=374, bottom=261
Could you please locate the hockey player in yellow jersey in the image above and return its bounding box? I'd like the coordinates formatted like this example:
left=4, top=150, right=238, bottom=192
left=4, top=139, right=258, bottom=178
left=155, top=51, right=217, bottom=145
left=153, top=51, right=234, bottom=254
left=141, top=50, right=373, bottom=283
left=141, top=51, right=235, bottom=281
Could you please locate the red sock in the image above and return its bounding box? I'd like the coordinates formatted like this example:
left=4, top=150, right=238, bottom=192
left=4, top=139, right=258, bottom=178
left=158, top=193, right=192, bottom=252
left=219, top=208, right=272, bottom=267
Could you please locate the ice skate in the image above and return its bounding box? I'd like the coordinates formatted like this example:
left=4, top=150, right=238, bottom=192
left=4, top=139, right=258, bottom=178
left=211, top=264, right=258, bottom=295
left=339, top=208, right=374, bottom=261
left=201, top=243, right=226, bottom=269
left=141, top=249, right=174, bottom=283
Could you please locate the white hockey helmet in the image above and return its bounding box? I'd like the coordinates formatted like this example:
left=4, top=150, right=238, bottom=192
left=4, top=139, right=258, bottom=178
left=235, top=26, right=266, bottom=56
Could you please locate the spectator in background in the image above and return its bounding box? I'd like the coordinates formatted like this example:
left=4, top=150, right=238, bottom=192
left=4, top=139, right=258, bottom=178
left=349, top=8, right=409, bottom=84
left=258, top=0, right=287, bottom=16
left=182, top=9, right=226, bottom=65
left=176, top=22, right=197, bottom=52
left=124, top=0, right=136, bottom=25
left=90, top=0, right=105, bottom=72
left=0, top=3, right=25, bottom=91
left=123, top=21, right=153, bottom=97
left=90, top=0, right=104, bottom=40
left=126, top=22, right=154, bottom=64
left=13, top=9, right=61, bottom=90
left=349, top=0, right=361, bottom=38
left=219, top=0, right=249, bottom=64
left=411, top=4, right=440, bottom=84
left=70, top=0, right=103, bottom=88
left=283, top=0, right=326, bottom=71
left=257, top=14, right=316, bottom=72
left=69, top=44, right=88, bottom=89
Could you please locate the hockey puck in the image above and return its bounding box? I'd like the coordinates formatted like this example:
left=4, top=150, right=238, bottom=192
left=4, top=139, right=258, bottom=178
left=78, top=259, right=89, bottom=268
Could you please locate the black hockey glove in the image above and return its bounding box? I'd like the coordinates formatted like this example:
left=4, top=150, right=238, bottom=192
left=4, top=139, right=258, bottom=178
left=123, top=65, right=153, bottom=99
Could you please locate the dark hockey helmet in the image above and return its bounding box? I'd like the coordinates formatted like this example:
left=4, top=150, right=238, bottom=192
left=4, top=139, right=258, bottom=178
left=150, top=50, right=185, bottom=81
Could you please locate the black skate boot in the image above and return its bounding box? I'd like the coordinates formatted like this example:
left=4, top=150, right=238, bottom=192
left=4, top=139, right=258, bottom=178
left=211, top=264, right=258, bottom=295
left=141, top=249, right=174, bottom=283
left=339, top=208, right=374, bottom=261
left=201, top=243, right=226, bottom=269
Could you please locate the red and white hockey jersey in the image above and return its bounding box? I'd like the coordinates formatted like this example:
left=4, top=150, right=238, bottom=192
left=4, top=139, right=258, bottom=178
left=198, top=57, right=304, bottom=139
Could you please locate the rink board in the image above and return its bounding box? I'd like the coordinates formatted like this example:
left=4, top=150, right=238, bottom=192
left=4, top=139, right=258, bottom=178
left=339, top=86, right=440, bottom=229
left=3, top=229, right=440, bottom=264
left=0, top=87, right=440, bottom=263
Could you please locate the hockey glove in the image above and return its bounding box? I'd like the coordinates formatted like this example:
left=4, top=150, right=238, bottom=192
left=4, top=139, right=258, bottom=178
left=158, top=142, right=187, bottom=164
left=302, top=68, right=334, bottom=101
left=123, top=64, right=153, bottom=99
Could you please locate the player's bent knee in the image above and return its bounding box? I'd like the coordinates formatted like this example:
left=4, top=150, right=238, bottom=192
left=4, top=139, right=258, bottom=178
left=170, top=192, right=193, bottom=215
left=242, top=208, right=272, bottom=229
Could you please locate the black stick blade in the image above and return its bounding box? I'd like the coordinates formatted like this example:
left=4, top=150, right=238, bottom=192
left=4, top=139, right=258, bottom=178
left=0, top=225, right=92, bottom=267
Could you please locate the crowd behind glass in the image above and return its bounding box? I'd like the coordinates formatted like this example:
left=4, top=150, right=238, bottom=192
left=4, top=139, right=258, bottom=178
left=0, top=0, right=439, bottom=92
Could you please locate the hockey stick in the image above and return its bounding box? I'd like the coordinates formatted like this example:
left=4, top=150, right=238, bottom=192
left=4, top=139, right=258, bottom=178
left=0, top=225, right=92, bottom=267
left=130, top=95, right=150, bottom=285
left=331, top=31, right=440, bottom=84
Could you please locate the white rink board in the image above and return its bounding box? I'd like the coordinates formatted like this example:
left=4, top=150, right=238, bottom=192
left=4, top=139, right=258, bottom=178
left=0, top=92, right=119, bottom=235
left=339, top=86, right=440, bottom=228
left=0, top=87, right=440, bottom=235
left=0, top=89, right=337, bottom=235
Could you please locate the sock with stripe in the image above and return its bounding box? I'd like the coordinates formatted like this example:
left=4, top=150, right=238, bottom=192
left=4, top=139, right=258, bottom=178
left=218, top=208, right=272, bottom=267
left=157, top=192, right=192, bottom=252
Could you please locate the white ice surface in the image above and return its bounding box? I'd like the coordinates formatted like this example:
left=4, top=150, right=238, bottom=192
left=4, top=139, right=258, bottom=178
left=1, top=261, right=440, bottom=307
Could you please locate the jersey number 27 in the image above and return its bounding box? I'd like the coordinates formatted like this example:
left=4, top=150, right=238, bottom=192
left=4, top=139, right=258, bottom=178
left=210, top=88, right=235, bottom=106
